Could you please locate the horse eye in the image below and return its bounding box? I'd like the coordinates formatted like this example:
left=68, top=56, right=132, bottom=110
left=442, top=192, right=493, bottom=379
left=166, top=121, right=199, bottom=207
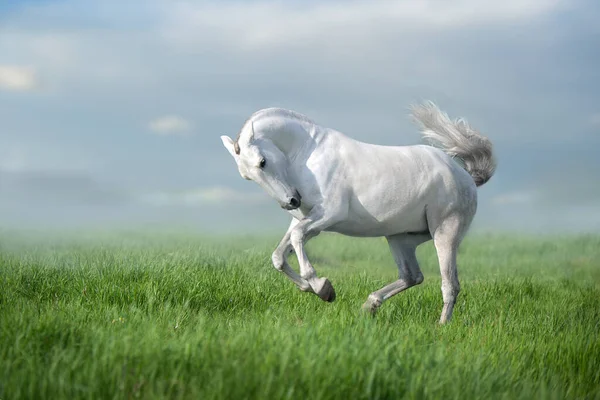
left=259, top=158, right=266, bottom=168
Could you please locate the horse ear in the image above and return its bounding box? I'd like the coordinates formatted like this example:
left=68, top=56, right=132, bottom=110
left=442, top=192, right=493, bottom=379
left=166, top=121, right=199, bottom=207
left=249, top=121, right=256, bottom=141
left=220, top=136, right=237, bottom=158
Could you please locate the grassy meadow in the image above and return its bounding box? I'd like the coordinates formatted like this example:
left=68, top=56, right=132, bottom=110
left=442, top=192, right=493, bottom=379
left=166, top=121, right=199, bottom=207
left=0, top=230, right=599, bottom=399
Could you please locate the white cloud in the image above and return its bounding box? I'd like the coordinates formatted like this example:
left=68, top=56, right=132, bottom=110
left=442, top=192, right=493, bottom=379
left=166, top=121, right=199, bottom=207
left=141, top=186, right=267, bottom=206
left=163, top=0, right=564, bottom=50
left=0, top=65, right=38, bottom=91
left=148, top=115, right=192, bottom=135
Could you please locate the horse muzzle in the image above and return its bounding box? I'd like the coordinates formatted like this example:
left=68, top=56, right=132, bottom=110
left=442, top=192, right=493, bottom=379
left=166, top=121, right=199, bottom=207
left=281, top=190, right=302, bottom=210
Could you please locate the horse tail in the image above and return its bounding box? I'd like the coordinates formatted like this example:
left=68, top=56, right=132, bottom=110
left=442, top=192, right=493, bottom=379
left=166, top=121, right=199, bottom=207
left=410, top=101, right=497, bottom=187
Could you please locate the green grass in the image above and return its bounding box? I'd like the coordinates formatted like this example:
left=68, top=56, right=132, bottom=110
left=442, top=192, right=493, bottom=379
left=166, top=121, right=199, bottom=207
left=1, top=231, right=599, bottom=399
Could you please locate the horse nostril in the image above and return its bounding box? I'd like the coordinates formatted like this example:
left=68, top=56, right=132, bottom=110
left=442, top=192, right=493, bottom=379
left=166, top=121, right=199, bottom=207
left=290, top=197, right=300, bottom=208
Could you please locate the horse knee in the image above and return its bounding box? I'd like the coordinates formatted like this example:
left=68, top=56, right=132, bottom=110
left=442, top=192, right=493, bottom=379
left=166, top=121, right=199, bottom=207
left=290, top=228, right=304, bottom=248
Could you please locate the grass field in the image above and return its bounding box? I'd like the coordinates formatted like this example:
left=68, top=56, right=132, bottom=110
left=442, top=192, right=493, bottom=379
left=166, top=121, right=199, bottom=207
left=1, top=230, right=599, bottom=399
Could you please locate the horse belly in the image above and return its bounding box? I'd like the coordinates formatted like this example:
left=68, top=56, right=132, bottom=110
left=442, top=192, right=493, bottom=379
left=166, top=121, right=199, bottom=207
left=325, top=201, right=428, bottom=237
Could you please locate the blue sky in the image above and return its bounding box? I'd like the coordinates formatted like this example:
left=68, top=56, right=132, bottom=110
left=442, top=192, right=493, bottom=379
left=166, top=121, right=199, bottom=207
left=0, top=0, right=599, bottom=233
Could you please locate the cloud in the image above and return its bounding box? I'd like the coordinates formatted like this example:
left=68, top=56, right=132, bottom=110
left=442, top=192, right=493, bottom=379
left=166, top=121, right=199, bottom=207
left=141, top=186, right=267, bottom=207
left=148, top=115, right=192, bottom=135
left=163, top=0, right=564, bottom=51
left=0, top=65, right=38, bottom=91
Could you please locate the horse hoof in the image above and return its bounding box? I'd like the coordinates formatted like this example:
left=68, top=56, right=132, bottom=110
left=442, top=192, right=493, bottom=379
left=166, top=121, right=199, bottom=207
left=316, top=278, right=336, bottom=302
left=361, top=295, right=381, bottom=316
left=361, top=302, right=377, bottom=317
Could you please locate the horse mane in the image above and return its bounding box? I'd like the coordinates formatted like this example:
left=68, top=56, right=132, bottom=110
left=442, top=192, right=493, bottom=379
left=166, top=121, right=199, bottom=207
left=233, top=108, right=317, bottom=154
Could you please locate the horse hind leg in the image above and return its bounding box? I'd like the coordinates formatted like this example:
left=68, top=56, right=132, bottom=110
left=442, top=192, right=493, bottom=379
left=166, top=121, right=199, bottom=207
left=430, top=214, right=472, bottom=324
left=361, top=233, right=430, bottom=315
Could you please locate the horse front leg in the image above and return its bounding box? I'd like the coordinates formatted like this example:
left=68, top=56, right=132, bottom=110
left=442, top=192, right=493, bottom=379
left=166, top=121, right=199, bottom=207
left=289, top=206, right=341, bottom=302
left=271, top=218, right=313, bottom=293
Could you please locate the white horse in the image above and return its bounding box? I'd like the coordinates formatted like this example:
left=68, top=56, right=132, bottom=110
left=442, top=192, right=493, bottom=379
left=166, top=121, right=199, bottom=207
left=221, top=102, right=496, bottom=324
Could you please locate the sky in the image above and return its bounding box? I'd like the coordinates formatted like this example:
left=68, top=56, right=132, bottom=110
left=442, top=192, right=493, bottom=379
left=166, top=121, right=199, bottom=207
left=0, top=0, right=599, bottom=234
